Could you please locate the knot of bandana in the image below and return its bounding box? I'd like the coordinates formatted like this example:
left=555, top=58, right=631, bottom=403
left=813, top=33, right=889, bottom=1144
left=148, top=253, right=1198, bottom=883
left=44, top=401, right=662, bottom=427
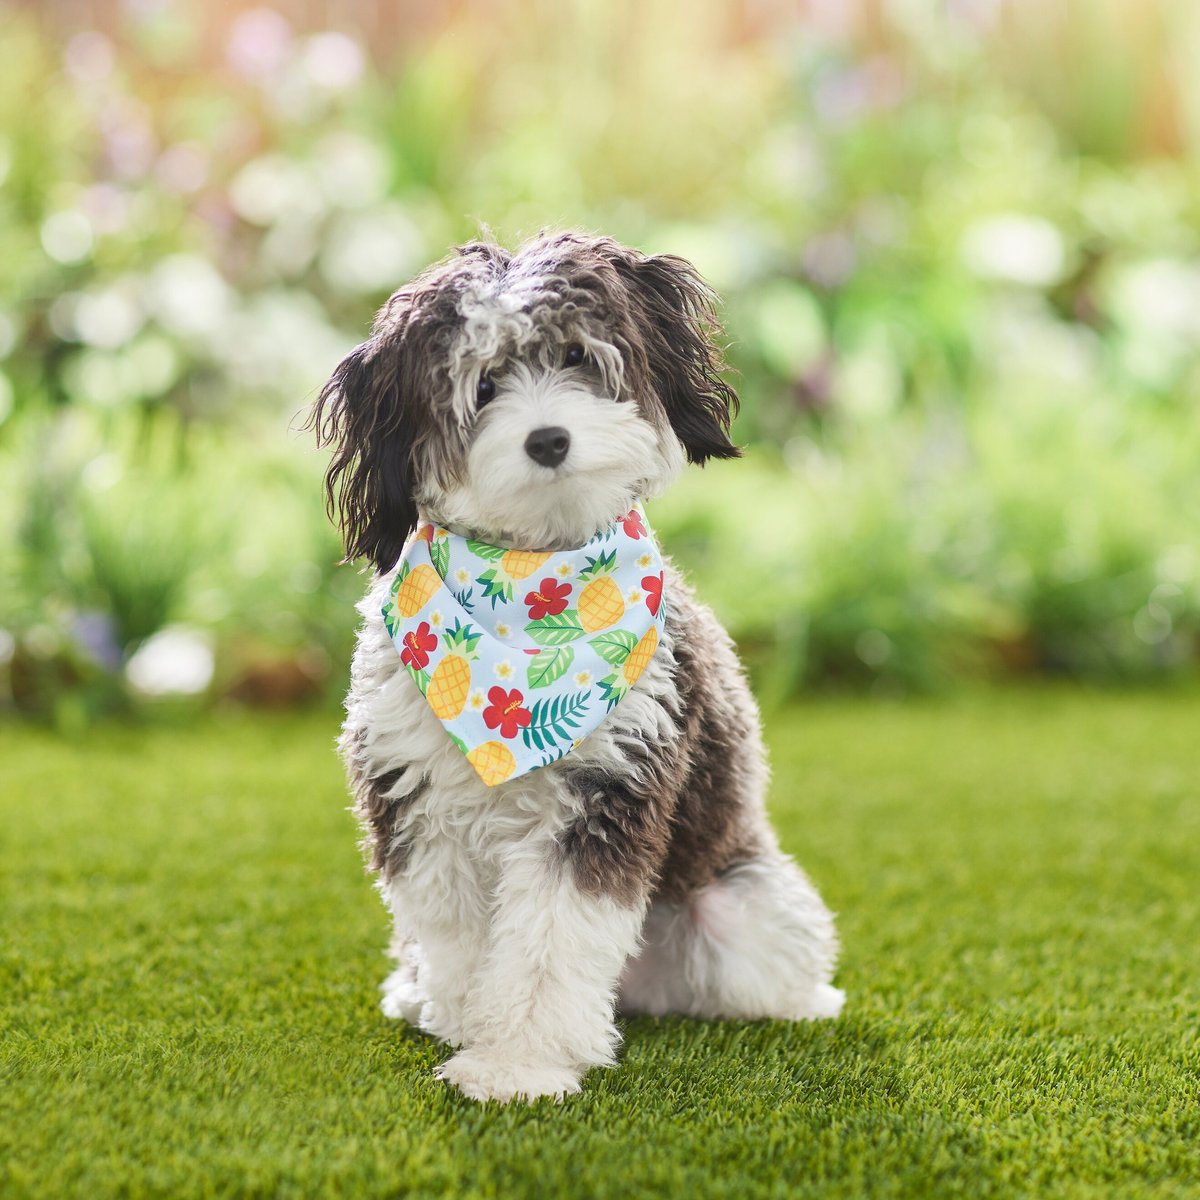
left=383, top=505, right=667, bottom=787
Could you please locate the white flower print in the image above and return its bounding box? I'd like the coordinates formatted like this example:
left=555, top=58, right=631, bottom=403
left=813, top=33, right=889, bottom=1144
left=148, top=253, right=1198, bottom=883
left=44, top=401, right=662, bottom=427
left=626, top=588, right=643, bottom=604
left=636, top=553, right=653, bottom=569
left=494, top=660, right=514, bottom=681
left=573, top=670, right=593, bottom=686
left=495, top=622, right=511, bottom=638
left=468, top=689, right=485, bottom=711
left=429, top=609, right=443, bottom=628
left=555, top=562, right=573, bottom=578
left=454, top=567, right=471, bottom=585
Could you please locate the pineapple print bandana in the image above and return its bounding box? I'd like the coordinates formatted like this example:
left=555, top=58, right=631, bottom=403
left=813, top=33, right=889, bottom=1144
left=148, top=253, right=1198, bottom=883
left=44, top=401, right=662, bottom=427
left=383, top=505, right=666, bottom=787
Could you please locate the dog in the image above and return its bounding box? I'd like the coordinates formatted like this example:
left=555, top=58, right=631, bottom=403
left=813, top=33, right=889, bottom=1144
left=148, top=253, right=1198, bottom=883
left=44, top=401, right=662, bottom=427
left=311, top=231, right=843, bottom=1103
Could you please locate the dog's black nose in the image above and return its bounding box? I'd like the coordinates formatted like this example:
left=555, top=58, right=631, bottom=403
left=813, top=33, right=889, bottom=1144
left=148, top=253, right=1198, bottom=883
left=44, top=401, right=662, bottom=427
left=524, top=426, right=571, bottom=468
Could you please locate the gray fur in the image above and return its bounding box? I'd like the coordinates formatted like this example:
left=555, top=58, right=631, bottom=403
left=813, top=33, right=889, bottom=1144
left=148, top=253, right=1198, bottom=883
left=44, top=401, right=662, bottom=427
left=308, top=231, right=739, bottom=571
left=313, top=233, right=842, bottom=1103
left=558, top=568, right=769, bottom=905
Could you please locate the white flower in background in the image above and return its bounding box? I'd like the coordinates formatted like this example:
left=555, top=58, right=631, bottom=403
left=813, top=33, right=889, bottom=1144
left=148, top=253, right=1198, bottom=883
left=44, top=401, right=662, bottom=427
left=302, top=33, right=364, bottom=91
left=573, top=670, right=593, bottom=686
left=73, top=281, right=144, bottom=349
left=494, top=622, right=511, bottom=638
left=455, top=567, right=471, bottom=585
left=63, top=350, right=132, bottom=408
left=636, top=553, right=653, bottom=570
left=494, top=660, right=514, bottom=681
left=430, top=609, right=444, bottom=628
left=123, top=334, right=182, bottom=397
left=315, top=133, right=388, bottom=209
left=555, top=563, right=573, bottom=578
left=1110, top=259, right=1200, bottom=341
left=960, top=214, right=1066, bottom=287
left=319, top=207, right=423, bottom=294
left=215, top=290, right=348, bottom=396
left=145, top=255, right=233, bottom=339
left=41, top=211, right=94, bottom=264
left=260, top=213, right=321, bottom=281
left=468, top=689, right=485, bottom=711
left=229, top=154, right=321, bottom=226
left=125, top=627, right=215, bottom=697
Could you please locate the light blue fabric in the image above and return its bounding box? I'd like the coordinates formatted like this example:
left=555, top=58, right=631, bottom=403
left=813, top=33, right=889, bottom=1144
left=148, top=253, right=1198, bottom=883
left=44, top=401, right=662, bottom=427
left=383, top=505, right=667, bottom=786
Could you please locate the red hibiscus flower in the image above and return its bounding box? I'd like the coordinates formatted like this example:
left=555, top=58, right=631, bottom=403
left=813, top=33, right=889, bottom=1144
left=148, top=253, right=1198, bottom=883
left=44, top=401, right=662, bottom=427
left=483, top=686, right=532, bottom=739
left=401, top=621, right=438, bottom=670
left=642, top=572, right=664, bottom=616
left=524, top=577, right=572, bottom=620
left=621, top=510, right=647, bottom=539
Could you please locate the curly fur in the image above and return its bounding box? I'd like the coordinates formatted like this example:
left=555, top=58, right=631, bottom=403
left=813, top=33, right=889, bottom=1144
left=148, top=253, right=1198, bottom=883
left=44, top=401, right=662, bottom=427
left=312, top=231, right=843, bottom=1104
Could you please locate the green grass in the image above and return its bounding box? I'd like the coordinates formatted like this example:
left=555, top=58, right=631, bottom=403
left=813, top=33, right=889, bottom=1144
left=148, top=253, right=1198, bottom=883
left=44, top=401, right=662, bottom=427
left=3, top=689, right=1198, bottom=1199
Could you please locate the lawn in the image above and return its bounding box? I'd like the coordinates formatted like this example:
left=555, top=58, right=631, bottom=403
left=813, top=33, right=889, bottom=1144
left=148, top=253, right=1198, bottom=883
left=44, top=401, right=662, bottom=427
left=3, top=688, right=1198, bottom=1199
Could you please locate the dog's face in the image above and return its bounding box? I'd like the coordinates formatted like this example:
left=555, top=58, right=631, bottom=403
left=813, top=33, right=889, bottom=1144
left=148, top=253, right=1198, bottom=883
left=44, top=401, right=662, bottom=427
left=312, top=232, right=740, bottom=568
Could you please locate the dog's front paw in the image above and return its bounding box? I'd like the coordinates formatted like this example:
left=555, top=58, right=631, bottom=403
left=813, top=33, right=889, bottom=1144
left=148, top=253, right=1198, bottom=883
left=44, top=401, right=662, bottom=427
left=379, top=966, right=425, bottom=1023
left=787, top=982, right=846, bottom=1021
left=435, top=1049, right=583, bottom=1104
left=808, top=983, right=846, bottom=1019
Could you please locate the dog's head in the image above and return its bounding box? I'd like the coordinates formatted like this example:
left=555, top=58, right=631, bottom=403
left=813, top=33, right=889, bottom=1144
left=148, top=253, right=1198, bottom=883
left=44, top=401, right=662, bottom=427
left=310, top=231, right=739, bottom=569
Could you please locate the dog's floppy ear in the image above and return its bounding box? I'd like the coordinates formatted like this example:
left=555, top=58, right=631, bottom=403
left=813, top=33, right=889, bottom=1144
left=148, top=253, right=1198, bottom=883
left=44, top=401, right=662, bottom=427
left=309, top=331, right=418, bottom=573
left=614, top=251, right=741, bottom=464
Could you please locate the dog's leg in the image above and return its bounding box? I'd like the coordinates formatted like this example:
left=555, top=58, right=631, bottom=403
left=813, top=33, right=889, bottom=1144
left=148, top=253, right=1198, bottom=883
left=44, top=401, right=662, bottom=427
left=380, top=831, right=491, bottom=1047
left=379, top=935, right=423, bottom=1023
left=620, top=854, right=844, bottom=1022
left=435, top=836, right=648, bottom=1103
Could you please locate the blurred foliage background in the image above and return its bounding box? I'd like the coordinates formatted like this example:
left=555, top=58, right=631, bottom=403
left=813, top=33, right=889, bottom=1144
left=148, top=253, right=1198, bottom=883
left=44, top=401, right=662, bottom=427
left=2, top=0, right=1198, bottom=727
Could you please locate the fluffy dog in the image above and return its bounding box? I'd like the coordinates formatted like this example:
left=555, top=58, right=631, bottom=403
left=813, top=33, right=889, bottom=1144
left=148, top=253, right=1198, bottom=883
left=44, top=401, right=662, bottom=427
left=311, top=231, right=843, bottom=1103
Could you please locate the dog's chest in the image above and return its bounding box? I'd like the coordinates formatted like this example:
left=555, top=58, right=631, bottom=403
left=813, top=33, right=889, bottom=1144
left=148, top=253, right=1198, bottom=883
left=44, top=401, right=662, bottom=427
left=352, top=597, right=686, bottom=847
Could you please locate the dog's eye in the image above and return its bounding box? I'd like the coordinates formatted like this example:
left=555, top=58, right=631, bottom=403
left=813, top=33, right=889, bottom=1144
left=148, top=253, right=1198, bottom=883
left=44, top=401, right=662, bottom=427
left=476, top=375, right=496, bottom=408
left=564, top=343, right=585, bottom=367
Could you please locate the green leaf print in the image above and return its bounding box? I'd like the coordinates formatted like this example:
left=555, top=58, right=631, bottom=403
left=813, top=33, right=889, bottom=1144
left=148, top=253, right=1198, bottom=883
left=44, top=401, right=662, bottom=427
left=578, top=548, right=617, bottom=581
left=589, top=629, right=637, bottom=665
left=476, top=568, right=513, bottom=606
left=466, top=540, right=506, bottom=561
left=520, top=692, right=590, bottom=752
left=524, top=610, right=586, bottom=646
left=527, top=646, right=575, bottom=690
left=405, top=662, right=430, bottom=696
left=596, top=671, right=627, bottom=710
left=429, top=537, right=450, bottom=578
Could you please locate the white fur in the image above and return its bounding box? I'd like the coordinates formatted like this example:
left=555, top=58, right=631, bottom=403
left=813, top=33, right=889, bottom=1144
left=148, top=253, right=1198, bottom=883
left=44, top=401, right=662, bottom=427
left=343, top=302, right=842, bottom=1102
left=618, top=858, right=845, bottom=1021
left=358, top=578, right=841, bottom=1103
left=427, top=294, right=682, bottom=551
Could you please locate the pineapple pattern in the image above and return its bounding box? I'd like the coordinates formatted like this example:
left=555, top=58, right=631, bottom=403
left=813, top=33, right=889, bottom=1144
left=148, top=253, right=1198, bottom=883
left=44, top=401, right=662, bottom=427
left=384, top=504, right=666, bottom=787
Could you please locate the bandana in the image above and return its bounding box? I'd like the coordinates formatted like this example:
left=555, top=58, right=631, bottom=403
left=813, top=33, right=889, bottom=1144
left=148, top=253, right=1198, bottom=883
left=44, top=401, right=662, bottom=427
left=383, top=505, right=667, bottom=787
